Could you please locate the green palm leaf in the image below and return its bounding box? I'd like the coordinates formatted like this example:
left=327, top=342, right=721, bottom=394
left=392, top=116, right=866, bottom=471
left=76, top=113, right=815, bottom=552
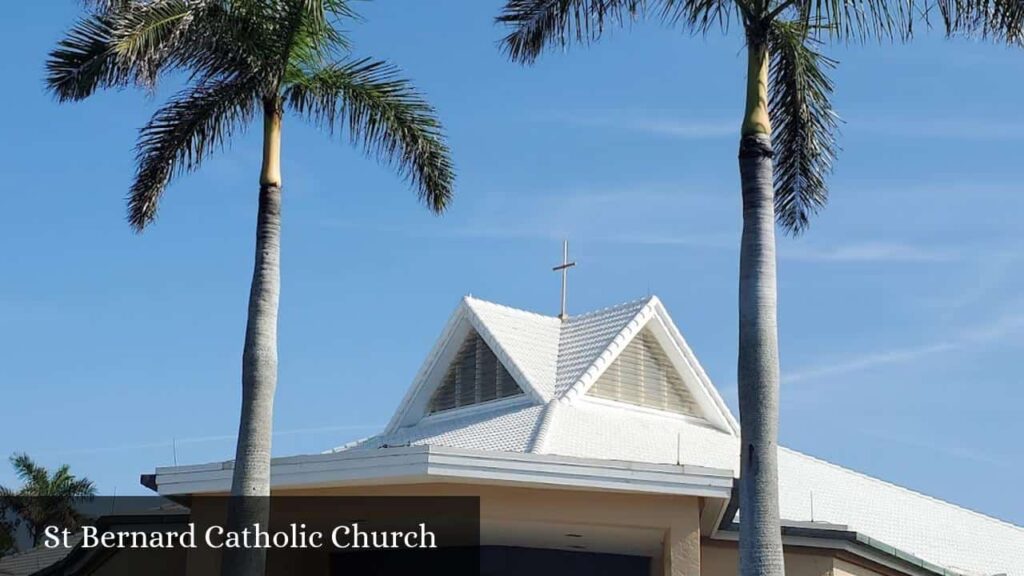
left=46, top=14, right=127, bottom=102
left=130, top=74, right=261, bottom=230
left=285, top=59, right=454, bottom=212
left=768, top=20, right=838, bottom=233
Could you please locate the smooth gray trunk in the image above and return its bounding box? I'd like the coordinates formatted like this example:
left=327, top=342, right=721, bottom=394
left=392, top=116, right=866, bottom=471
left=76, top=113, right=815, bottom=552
left=221, top=181, right=281, bottom=576
left=737, top=133, right=785, bottom=576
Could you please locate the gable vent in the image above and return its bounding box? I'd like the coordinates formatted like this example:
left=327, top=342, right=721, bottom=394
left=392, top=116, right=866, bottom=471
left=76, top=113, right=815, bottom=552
left=428, top=330, right=523, bottom=414
left=587, top=328, right=701, bottom=417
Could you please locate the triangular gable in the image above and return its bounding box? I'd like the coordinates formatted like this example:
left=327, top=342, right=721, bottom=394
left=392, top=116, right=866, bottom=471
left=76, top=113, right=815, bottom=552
left=385, top=297, right=558, bottom=432
left=587, top=327, right=703, bottom=418
left=554, top=297, right=651, bottom=397
left=560, top=296, right=738, bottom=435
left=465, top=297, right=561, bottom=400
left=386, top=295, right=736, bottom=435
left=427, top=330, right=524, bottom=413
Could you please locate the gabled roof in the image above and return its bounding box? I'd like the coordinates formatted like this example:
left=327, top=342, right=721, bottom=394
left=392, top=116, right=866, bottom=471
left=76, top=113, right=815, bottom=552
left=386, top=295, right=738, bottom=434
left=145, top=295, right=1023, bottom=576
left=385, top=297, right=563, bottom=431
left=348, top=295, right=1024, bottom=576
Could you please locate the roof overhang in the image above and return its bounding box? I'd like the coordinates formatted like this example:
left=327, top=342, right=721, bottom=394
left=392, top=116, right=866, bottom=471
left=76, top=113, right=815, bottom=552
left=147, top=445, right=735, bottom=502
left=712, top=526, right=966, bottom=576
left=711, top=518, right=967, bottom=576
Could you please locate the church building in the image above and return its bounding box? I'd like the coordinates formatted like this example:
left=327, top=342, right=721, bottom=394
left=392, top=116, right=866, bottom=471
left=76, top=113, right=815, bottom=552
left=146, top=295, right=1023, bottom=576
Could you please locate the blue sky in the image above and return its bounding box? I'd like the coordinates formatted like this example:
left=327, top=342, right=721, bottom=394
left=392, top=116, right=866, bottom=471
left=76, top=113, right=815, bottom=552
left=1, top=1, right=1022, bottom=526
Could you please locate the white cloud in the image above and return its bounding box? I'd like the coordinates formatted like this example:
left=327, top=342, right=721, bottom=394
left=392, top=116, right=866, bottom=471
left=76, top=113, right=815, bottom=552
left=784, top=342, right=959, bottom=384
left=541, top=112, right=737, bottom=139
left=856, top=428, right=1019, bottom=471
left=780, top=241, right=961, bottom=263
left=849, top=117, right=1024, bottom=140
left=784, top=312, right=1024, bottom=385
left=546, top=109, right=1024, bottom=141
left=30, top=424, right=382, bottom=458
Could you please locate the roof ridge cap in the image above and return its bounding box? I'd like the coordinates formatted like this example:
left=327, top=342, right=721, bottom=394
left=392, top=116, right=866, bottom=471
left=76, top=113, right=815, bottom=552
left=526, top=401, right=560, bottom=453
left=464, top=303, right=548, bottom=403
left=463, top=295, right=559, bottom=321
left=779, top=446, right=1024, bottom=533
left=559, top=298, right=660, bottom=402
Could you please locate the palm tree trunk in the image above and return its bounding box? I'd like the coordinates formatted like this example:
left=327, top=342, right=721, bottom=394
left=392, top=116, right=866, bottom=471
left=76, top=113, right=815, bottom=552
left=737, top=41, right=786, bottom=576
left=221, top=100, right=282, bottom=576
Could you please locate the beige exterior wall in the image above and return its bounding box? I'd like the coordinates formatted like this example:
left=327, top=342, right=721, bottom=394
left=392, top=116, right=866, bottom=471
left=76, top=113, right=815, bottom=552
left=703, top=540, right=834, bottom=576
left=701, top=540, right=897, bottom=576
left=182, top=483, right=702, bottom=576
left=835, top=556, right=904, bottom=576
left=150, top=483, right=894, bottom=576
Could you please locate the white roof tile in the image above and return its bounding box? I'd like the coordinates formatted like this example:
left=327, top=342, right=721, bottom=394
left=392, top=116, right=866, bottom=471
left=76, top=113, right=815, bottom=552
left=464, top=297, right=562, bottom=401
left=554, top=297, right=653, bottom=397
left=338, top=296, right=1023, bottom=576
left=355, top=402, right=545, bottom=454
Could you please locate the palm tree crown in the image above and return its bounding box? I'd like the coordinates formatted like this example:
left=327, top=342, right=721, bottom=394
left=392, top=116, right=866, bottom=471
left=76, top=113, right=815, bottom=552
left=497, top=0, right=1020, bottom=232
left=46, top=6, right=455, bottom=575
left=495, top=3, right=1020, bottom=576
left=0, top=454, right=96, bottom=548
left=47, top=0, right=455, bottom=229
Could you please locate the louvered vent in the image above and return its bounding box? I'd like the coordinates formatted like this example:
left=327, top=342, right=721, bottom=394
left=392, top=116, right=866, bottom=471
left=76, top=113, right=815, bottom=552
left=428, top=331, right=523, bottom=414
left=587, top=328, right=701, bottom=417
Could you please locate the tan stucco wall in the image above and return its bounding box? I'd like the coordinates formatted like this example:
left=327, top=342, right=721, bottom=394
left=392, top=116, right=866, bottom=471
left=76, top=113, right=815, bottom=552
left=701, top=539, right=837, bottom=576
left=183, top=483, right=702, bottom=576
left=834, top=556, right=902, bottom=576
left=174, top=483, right=896, bottom=576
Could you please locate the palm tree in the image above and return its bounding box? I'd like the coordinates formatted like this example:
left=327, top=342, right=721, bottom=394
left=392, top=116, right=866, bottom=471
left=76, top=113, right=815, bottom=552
left=0, top=454, right=96, bottom=548
left=46, top=2, right=454, bottom=574
left=0, top=519, right=14, bottom=557
left=496, top=2, right=1019, bottom=575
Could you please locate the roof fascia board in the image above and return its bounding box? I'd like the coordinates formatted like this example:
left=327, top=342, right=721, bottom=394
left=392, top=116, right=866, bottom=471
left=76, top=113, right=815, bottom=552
left=153, top=446, right=734, bottom=500
left=642, top=313, right=732, bottom=433
left=649, top=298, right=740, bottom=434
left=709, top=529, right=963, bottom=576
left=385, top=302, right=470, bottom=432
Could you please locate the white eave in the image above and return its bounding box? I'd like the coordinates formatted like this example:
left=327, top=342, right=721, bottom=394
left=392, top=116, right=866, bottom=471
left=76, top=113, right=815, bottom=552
left=152, top=445, right=734, bottom=501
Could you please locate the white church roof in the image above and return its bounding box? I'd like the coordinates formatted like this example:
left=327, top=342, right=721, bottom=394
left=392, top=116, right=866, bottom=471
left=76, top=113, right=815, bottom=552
left=339, top=295, right=1023, bottom=576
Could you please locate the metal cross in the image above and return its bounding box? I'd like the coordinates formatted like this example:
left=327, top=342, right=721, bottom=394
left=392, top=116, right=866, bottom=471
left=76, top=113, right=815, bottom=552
left=552, top=240, right=576, bottom=321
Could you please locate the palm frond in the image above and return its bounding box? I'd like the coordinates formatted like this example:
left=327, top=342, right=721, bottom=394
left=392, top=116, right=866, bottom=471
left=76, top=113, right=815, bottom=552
left=284, top=59, right=454, bottom=213
left=768, top=20, right=839, bottom=234
left=48, top=0, right=271, bottom=101
left=940, top=0, right=1024, bottom=41
left=278, top=0, right=353, bottom=73
left=106, top=0, right=197, bottom=88
left=496, top=0, right=735, bottom=62
left=81, top=0, right=136, bottom=13
left=130, top=74, right=260, bottom=230
left=46, top=14, right=128, bottom=102
left=110, top=0, right=274, bottom=88
left=789, top=0, right=908, bottom=41
left=660, top=0, right=738, bottom=33
left=9, top=454, right=49, bottom=490
left=789, top=0, right=1024, bottom=43
left=497, top=0, right=648, bottom=64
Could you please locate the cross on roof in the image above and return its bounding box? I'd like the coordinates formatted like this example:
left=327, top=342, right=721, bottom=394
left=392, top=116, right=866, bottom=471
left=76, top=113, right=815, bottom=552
left=552, top=240, right=576, bottom=321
